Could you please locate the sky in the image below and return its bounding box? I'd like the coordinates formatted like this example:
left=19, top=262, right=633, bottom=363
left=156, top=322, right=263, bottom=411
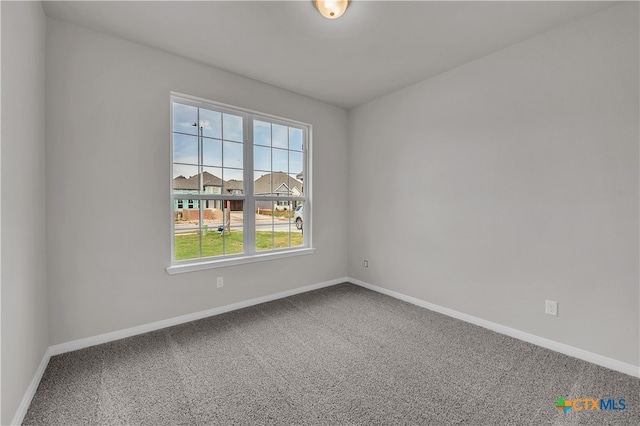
left=172, top=102, right=304, bottom=187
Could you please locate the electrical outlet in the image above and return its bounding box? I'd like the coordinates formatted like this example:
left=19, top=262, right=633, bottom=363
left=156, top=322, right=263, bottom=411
left=217, top=277, right=224, bottom=288
left=545, top=300, right=558, bottom=316
left=364, top=260, right=368, bottom=268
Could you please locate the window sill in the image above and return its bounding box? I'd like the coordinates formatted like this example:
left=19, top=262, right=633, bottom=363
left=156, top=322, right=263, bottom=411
left=166, top=247, right=316, bottom=275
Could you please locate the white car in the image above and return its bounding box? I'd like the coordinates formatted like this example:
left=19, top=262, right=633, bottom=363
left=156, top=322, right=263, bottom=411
left=293, top=205, right=303, bottom=230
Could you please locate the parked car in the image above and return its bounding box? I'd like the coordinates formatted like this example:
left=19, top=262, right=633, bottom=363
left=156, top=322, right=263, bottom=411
left=293, top=205, right=303, bottom=230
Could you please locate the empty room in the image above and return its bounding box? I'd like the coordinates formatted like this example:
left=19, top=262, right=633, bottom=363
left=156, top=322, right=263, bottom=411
left=1, top=1, right=638, bottom=425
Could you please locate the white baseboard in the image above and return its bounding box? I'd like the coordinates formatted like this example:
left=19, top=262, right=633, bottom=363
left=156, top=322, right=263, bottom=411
left=13, top=277, right=347, bottom=424
left=13, top=275, right=637, bottom=425
left=11, top=347, right=52, bottom=426
left=348, top=277, right=640, bottom=378
left=50, top=277, right=348, bottom=356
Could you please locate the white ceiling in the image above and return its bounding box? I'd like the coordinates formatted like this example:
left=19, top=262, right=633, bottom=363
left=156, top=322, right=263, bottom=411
left=42, top=1, right=615, bottom=109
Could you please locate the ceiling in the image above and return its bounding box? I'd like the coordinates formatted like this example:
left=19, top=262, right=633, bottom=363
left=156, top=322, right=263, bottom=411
left=42, top=1, right=615, bottom=109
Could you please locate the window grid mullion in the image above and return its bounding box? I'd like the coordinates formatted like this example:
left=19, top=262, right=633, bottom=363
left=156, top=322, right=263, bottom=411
left=244, top=114, right=256, bottom=256
left=198, top=111, right=203, bottom=258
left=222, top=202, right=226, bottom=255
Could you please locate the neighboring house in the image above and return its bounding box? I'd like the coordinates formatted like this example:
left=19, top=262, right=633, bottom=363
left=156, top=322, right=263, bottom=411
left=254, top=172, right=303, bottom=211
left=173, top=171, right=223, bottom=193
left=296, top=171, right=304, bottom=199
left=224, top=179, right=243, bottom=195
left=174, top=172, right=300, bottom=213
left=173, top=171, right=223, bottom=211
left=224, top=179, right=244, bottom=211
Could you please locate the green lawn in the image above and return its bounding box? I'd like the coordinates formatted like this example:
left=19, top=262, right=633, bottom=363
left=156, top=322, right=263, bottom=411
left=175, top=230, right=303, bottom=260
left=258, top=209, right=295, bottom=219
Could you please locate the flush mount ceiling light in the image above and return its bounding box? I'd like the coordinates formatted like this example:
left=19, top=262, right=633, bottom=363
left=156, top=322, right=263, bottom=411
left=313, top=0, right=350, bottom=19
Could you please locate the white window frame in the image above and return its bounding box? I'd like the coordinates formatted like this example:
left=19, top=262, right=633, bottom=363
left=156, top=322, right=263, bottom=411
left=167, top=93, right=313, bottom=274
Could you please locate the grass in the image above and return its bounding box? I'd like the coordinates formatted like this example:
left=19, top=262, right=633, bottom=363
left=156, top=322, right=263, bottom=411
left=174, top=230, right=303, bottom=260
left=257, top=209, right=296, bottom=219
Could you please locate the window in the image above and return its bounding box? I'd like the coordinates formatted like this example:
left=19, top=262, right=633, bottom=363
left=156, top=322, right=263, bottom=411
left=170, top=94, right=310, bottom=271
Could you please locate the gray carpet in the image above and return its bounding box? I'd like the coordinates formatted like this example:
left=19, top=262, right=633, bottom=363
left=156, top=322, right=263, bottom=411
left=23, top=283, right=639, bottom=425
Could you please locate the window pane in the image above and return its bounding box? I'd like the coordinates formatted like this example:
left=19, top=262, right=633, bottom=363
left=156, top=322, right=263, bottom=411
left=173, top=134, right=198, bottom=165
left=254, top=120, right=271, bottom=147
left=223, top=141, right=243, bottom=169
left=289, top=151, right=303, bottom=176
left=174, top=196, right=201, bottom=260
left=255, top=206, right=274, bottom=251
left=202, top=167, right=222, bottom=195
left=202, top=200, right=224, bottom=257
left=174, top=200, right=245, bottom=259
left=255, top=201, right=302, bottom=251
left=273, top=201, right=293, bottom=249
left=223, top=178, right=244, bottom=195
left=289, top=174, right=303, bottom=196
left=223, top=113, right=243, bottom=142
left=220, top=200, right=244, bottom=255
left=273, top=177, right=289, bottom=196
left=222, top=168, right=243, bottom=194
left=272, top=148, right=288, bottom=173
left=292, top=202, right=304, bottom=244
left=174, top=228, right=201, bottom=260
left=254, top=171, right=271, bottom=195
left=174, top=198, right=200, bottom=225
left=200, top=108, right=222, bottom=139
left=272, top=124, right=288, bottom=149
left=173, top=103, right=198, bottom=135
left=254, top=146, right=271, bottom=171
left=194, top=201, right=244, bottom=257
left=289, top=127, right=303, bottom=151
left=202, top=138, right=222, bottom=167
left=173, top=165, right=199, bottom=193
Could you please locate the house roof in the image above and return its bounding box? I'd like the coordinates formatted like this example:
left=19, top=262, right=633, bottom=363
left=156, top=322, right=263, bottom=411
left=174, top=172, right=299, bottom=195
left=254, top=172, right=302, bottom=195
left=224, top=179, right=243, bottom=191
left=172, top=175, right=192, bottom=190
left=173, top=171, right=223, bottom=191
left=202, top=172, right=223, bottom=187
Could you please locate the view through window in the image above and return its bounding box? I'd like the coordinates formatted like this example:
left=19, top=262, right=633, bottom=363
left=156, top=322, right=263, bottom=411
left=171, top=95, right=308, bottom=263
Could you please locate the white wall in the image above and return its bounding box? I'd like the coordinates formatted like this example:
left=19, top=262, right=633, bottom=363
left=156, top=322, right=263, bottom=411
left=1, top=2, right=49, bottom=424
left=348, top=3, right=639, bottom=366
left=45, top=18, right=348, bottom=345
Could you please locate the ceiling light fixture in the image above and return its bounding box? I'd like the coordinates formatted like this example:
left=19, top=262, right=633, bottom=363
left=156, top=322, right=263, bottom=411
left=313, top=0, right=350, bottom=20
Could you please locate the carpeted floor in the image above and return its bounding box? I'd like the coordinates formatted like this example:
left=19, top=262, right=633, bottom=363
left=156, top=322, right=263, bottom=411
left=23, top=283, right=639, bottom=425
